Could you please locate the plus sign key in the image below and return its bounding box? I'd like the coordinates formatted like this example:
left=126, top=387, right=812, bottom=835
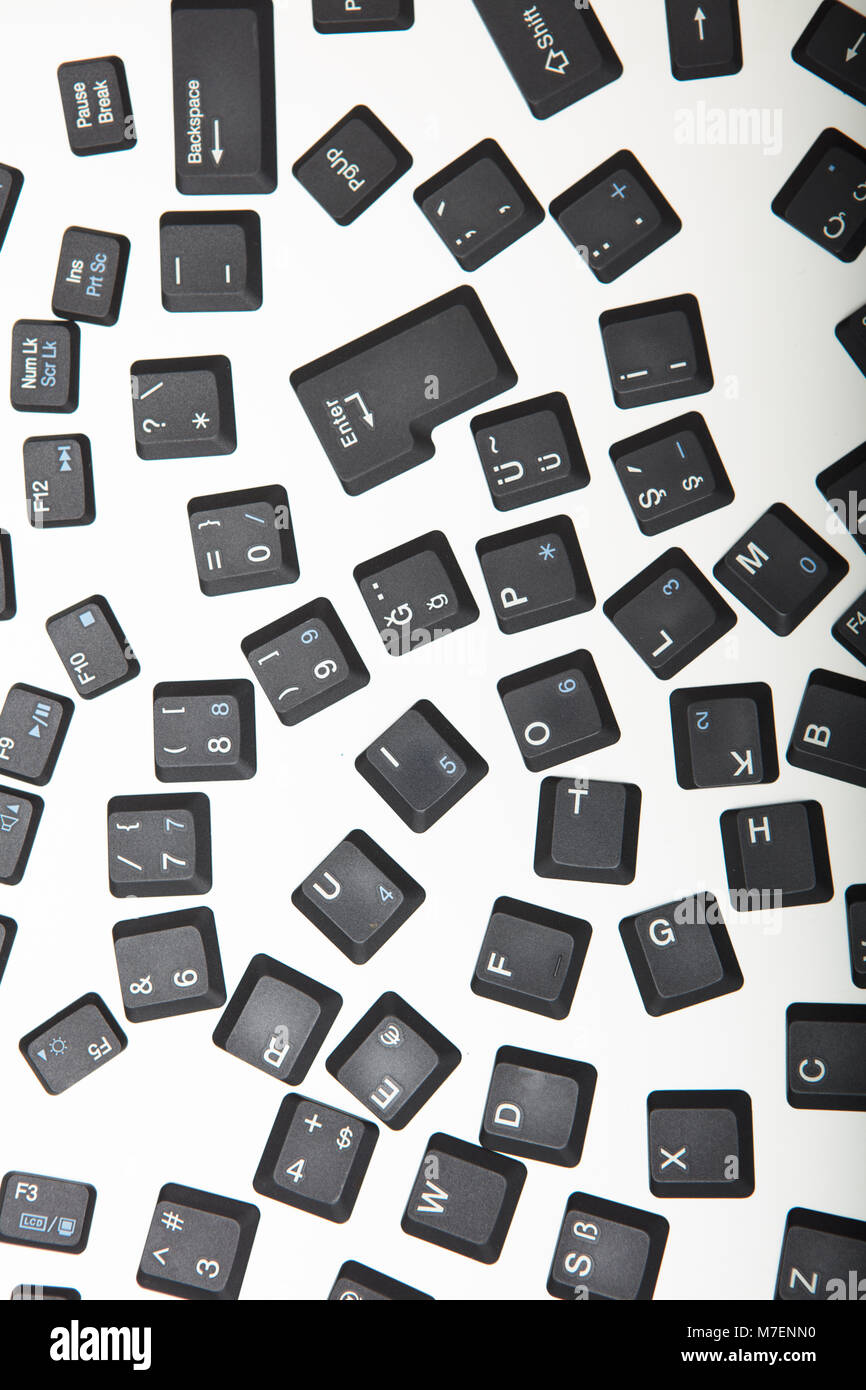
left=46, top=596, right=139, bottom=699
left=20, top=994, right=127, bottom=1095
left=551, top=151, right=681, bottom=283
left=130, top=356, right=236, bottom=459
left=253, top=1094, right=378, bottom=1222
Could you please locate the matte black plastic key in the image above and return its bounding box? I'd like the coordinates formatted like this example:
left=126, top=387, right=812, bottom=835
left=534, top=777, right=641, bottom=884
left=0, top=788, right=43, bottom=885
left=772, top=128, right=866, bottom=261
left=160, top=212, right=262, bottom=312
left=472, top=392, right=589, bottom=510
left=356, top=699, right=488, bottom=831
left=720, top=800, right=833, bottom=910
left=10, top=320, right=79, bottom=413
left=480, top=1046, right=596, bottom=1166
left=793, top=2, right=866, bottom=105
left=402, top=1133, right=525, bottom=1263
left=294, top=105, right=411, bottom=225
left=113, top=907, right=226, bottom=1022
left=57, top=56, right=135, bottom=156
left=787, top=1003, right=866, bottom=1110
left=0, top=917, right=16, bottom=986
left=107, top=793, right=212, bottom=898
left=476, top=514, right=594, bottom=634
left=550, top=151, right=680, bottom=282
left=834, top=589, right=866, bottom=665
left=154, top=680, right=256, bottom=782
left=188, top=485, right=298, bottom=595
left=604, top=548, right=736, bottom=679
left=0, top=532, right=13, bottom=620
left=415, top=139, right=543, bottom=270
left=787, top=668, right=866, bottom=788
left=471, top=896, right=591, bottom=1019
left=20, top=993, right=127, bottom=1095
left=714, top=503, right=848, bottom=634
left=0, top=164, right=23, bottom=254
left=647, top=1090, right=754, bottom=1197
left=51, top=227, right=129, bottom=326
left=600, top=294, right=714, bottom=409
left=130, top=355, right=236, bottom=459
left=774, top=1207, right=866, bottom=1301
left=313, top=0, right=414, bottom=30
left=847, top=885, right=866, bottom=988
left=24, top=435, right=95, bottom=528
left=46, top=595, right=139, bottom=699
left=664, top=0, right=742, bottom=79
left=620, top=893, right=743, bottom=1016
left=11, top=1285, right=81, bottom=1301
left=670, top=681, right=778, bottom=788
left=253, top=1094, right=378, bottom=1222
left=547, top=1192, right=669, bottom=1300
left=836, top=302, right=866, bottom=374
left=137, top=1183, right=259, bottom=1300
left=354, top=530, right=478, bottom=656
left=816, top=440, right=866, bottom=554
left=497, top=649, right=619, bottom=771
left=328, top=1262, right=432, bottom=1301
left=242, top=598, right=368, bottom=725
left=212, top=953, right=341, bottom=1084
left=610, top=413, right=733, bottom=535
left=0, top=684, right=73, bottom=786
left=0, top=1172, right=96, bottom=1254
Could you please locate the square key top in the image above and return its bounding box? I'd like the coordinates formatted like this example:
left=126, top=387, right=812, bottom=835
left=46, top=595, right=139, bottom=699
left=0, top=1172, right=95, bottom=1253
left=610, top=413, right=734, bottom=536
left=356, top=699, right=488, bottom=831
left=647, top=1090, right=754, bottom=1197
left=20, top=993, right=127, bottom=1095
left=294, top=105, right=411, bottom=225
left=243, top=598, right=368, bottom=725
left=0, top=684, right=74, bottom=786
left=772, top=128, right=866, bottom=261
left=847, top=885, right=866, bottom=989
left=113, top=908, right=226, bottom=1022
left=24, top=435, right=95, bottom=528
left=327, top=992, right=460, bottom=1129
left=0, top=531, right=14, bottom=620
left=0, top=787, right=43, bottom=886
left=793, top=1, right=866, bottom=103
left=0, top=164, right=23, bottom=254
left=836, top=302, right=866, bottom=376
left=415, top=139, right=543, bottom=272
left=619, top=893, right=743, bottom=1017
left=816, top=439, right=866, bottom=555
left=51, top=227, right=130, bottom=326
left=328, top=1262, right=432, bottom=1301
left=188, top=485, right=298, bottom=596
left=253, top=1094, right=378, bottom=1222
left=604, top=548, right=735, bottom=679
left=292, top=829, right=425, bottom=964
left=550, top=151, right=680, bottom=283
left=313, top=0, right=414, bottom=31
left=664, top=0, right=743, bottom=79
left=472, top=392, right=590, bottom=511
left=669, top=681, right=779, bottom=789
left=212, top=954, right=342, bottom=1084
left=130, top=355, right=236, bottom=459
left=160, top=212, right=262, bottom=312
left=480, top=1046, right=597, bottom=1166
left=0, top=916, right=16, bottom=985
left=57, top=56, right=135, bottom=156
left=107, top=793, right=212, bottom=898
left=354, top=529, right=478, bottom=655
left=535, top=777, right=641, bottom=885
left=774, top=1207, right=866, bottom=1301
left=714, top=503, right=848, bottom=635
left=137, top=1183, right=259, bottom=1301
left=720, top=800, right=833, bottom=910
left=476, top=515, right=594, bottom=635
left=10, top=319, right=79, bottom=413
left=403, top=1133, right=525, bottom=1263
left=471, top=896, right=591, bottom=1020
left=497, top=649, right=620, bottom=771
left=787, top=668, right=866, bottom=788
left=154, top=680, right=256, bottom=782
left=547, top=1192, right=669, bottom=1300
left=600, top=295, right=714, bottom=409
left=11, top=1286, right=81, bottom=1301
left=786, top=1003, right=866, bottom=1110
left=834, top=589, right=866, bottom=666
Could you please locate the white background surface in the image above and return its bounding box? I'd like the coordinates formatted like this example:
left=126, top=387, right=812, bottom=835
left=0, top=0, right=864, bottom=1302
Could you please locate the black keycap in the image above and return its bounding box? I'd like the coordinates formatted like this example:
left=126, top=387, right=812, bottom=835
left=620, top=893, right=743, bottom=1017
left=793, top=2, right=866, bottom=105
left=847, top=885, right=866, bottom=988
left=471, top=896, right=591, bottom=1019
left=498, top=650, right=619, bottom=772
left=664, top=0, right=742, bottom=79
left=243, top=598, right=368, bottom=725
left=20, top=993, right=126, bottom=1095
left=57, top=56, right=135, bottom=156
left=171, top=0, right=276, bottom=194
left=774, top=1207, right=866, bottom=1301
left=292, top=287, right=516, bottom=495
left=834, top=589, right=866, bottom=665
left=0, top=684, right=74, bottom=786
left=188, top=485, right=298, bottom=596
left=787, top=668, right=866, bottom=788
left=11, top=1285, right=80, bottom=1301
left=472, top=392, right=589, bottom=511
left=0, top=164, right=23, bottom=253
left=600, top=295, right=714, bottom=409
left=610, top=412, right=733, bottom=536
left=154, top=680, right=256, bottom=783
left=326, top=992, right=460, bottom=1129
left=0, top=532, right=13, bottom=620
left=471, top=0, right=622, bottom=119
left=212, top=953, right=341, bottom=1084
left=720, top=800, right=833, bottom=911
left=480, top=1046, right=596, bottom=1166
left=415, top=139, right=543, bottom=271
left=160, top=211, right=262, bottom=312
left=402, top=1133, right=525, bottom=1263
left=535, top=777, right=641, bottom=885
left=313, top=0, right=414, bottom=31
left=816, top=440, right=866, bottom=554
left=604, top=548, right=736, bottom=679
left=356, top=700, right=488, bottom=831
left=0, top=787, right=43, bottom=886
left=24, top=435, right=95, bottom=529
left=0, top=1172, right=95, bottom=1253
left=550, top=150, right=680, bottom=282
left=328, top=1262, right=431, bottom=1301
left=476, top=515, right=594, bottom=635
left=787, top=1003, right=866, bottom=1111
left=647, top=1090, right=754, bottom=1197
left=292, top=829, right=425, bottom=963
left=10, top=319, right=79, bottom=413
left=46, top=595, right=139, bottom=699
left=547, top=1192, right=669, bottom=1301
left=294, top=105, right=411, bottom=226
left=354, top=530, right=478, bottom=656
left=51, top=226, right=129, bottom=326
left=130, top=355, right=236, bottom=460
left=137, top=1183, right=259, bottom=1301
left=0, top=916, right=16, bottom=986
left=772, top=128, right=866, bottom=262
left=113, top=907, right=226, bottom=1022
left=108, top=793, right=212, bottom=898
left=670, top=681, right=778, bottom=789
left=836, top=301, right=866, bottom=375
left=715, top=503, right=848, bottom=635
left=253, top=1095, right=377, bottom=1222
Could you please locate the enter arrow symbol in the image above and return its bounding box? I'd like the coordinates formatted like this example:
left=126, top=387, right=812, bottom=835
left=211, top=119, right=224, bottom=165
left=694, top=6, right=706, bottom=41
left=344, top=391, right=375, bottom=430
left=847, top=32, right=864, bottom=61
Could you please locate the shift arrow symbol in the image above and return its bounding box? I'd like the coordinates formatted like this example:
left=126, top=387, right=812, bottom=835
left=344, top=391, right=375, bottom=429
left=211, top=119, right=224, bottom=165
